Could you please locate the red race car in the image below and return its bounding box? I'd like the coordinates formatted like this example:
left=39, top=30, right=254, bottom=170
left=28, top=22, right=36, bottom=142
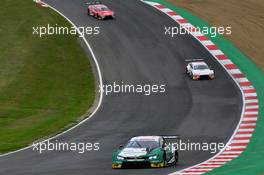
left=87, top=2, right=115, bottom=20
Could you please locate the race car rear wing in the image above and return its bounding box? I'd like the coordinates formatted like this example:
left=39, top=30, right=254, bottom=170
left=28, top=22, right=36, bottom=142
left=86, top=0, right=102, bottom=5
left=161, top=136, right=180, bottom=148
left=185, top=58, right=204, bottom=62
left=161, top=135, right=180, bottom=139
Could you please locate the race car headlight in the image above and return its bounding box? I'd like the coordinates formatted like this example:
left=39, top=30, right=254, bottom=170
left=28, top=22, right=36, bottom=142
left=117, top=156, right=124, bottom=160
left=149, top=155, right=158, bottom=160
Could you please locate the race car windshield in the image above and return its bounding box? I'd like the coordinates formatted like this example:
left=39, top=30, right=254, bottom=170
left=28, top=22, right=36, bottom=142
left=194, top=65, right=209, bottom=70
left=125, top=140, right=160, bottom=149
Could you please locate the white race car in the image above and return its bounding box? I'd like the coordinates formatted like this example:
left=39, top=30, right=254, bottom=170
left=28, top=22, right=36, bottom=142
left=186, top=61, right=214, bottom=80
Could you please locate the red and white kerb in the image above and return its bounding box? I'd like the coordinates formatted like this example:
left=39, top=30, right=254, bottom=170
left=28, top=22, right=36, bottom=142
left=34, top=0, right=49, bottom=8
left=142, top=1, right=259, bottom=174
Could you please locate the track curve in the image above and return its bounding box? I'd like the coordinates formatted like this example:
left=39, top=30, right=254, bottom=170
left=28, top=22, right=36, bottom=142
left=0, top=0, right=242, bottom=175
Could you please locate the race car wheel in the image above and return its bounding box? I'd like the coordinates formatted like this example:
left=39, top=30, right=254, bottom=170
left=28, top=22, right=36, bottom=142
left=185, top=68, right=188, bottom=74
left=87, top=9, right=90, bottom=15
left=190, top=72, right=193, bottom=79
left=174, top=151, right=179, bottom=164
left=163, top=151, right=167, bottom=167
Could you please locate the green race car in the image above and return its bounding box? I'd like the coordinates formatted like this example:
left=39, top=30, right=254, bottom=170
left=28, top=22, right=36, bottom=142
left=112, top=136, right=179, bottom=169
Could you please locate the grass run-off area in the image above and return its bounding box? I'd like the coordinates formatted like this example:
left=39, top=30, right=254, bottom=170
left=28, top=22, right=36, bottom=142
left=0, top=1, right=95, bottom=153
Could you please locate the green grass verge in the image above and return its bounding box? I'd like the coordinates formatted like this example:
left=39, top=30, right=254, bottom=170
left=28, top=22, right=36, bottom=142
left=145, top=0, right=264, bottom=174
left=0, top=1, right=95, bottom=153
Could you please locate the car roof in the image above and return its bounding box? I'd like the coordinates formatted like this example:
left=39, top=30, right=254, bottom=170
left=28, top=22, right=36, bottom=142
left=130, top=136, right=161, bottom=142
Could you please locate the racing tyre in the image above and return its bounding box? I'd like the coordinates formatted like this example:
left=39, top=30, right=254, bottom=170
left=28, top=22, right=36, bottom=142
left=190, top=73, right=194, bottom=80
left=174, top=151, right=179, bottom=164
left=162, top=151, right=167, bottom=167
left=185, top=68, right=188, bottom=74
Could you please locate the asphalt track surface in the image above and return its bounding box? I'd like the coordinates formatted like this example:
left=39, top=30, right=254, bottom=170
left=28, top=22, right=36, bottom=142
left=0, top=0, right=242, bottom=175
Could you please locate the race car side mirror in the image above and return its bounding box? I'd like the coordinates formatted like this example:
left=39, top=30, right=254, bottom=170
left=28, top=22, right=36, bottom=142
left=119, top=145, right=123, bottom=149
